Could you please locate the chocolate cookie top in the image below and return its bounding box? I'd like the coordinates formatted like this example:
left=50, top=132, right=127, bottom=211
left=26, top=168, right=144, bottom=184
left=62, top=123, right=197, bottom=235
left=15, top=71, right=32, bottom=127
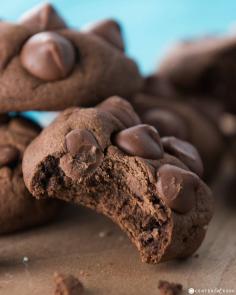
left=0, top=114, right=59, bottom=234
left=23, top=96, right=213, bottom=264
left=0, top=3, right=142, bottom=112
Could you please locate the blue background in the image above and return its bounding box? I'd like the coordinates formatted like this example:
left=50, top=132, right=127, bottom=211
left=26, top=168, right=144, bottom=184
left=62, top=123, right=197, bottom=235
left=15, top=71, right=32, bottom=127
left=1, top=0, right=236, bottom=124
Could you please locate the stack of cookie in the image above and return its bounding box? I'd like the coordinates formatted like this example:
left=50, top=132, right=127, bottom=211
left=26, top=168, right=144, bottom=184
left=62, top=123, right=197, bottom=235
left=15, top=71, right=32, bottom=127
left=0, top=3, right=220, bottom=264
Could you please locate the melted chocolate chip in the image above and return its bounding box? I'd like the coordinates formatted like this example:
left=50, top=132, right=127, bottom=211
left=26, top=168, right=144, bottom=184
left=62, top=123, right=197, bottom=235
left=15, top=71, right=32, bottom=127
left=97, top=96, right=141, bottom=127
left=20, top=32, right=76, bottom=81
left=113, top=124, right=164, bottom=160
left=19, top=3, right=67, bottom=32
left=0, top=145, right=19, bottom=167
left=156, top=164, right=198, bottom=214
left=61, top=129, right=103, bottom=178
left=161, top=137, right=204, bottom=177
left=83, top=19, right=124, bottom=51
left=142, top=109, right=188, bottom=139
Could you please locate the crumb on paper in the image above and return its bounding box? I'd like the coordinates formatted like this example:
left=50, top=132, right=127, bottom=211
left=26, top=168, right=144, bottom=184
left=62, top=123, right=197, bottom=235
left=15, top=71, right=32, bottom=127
left=158, top=280, right=183, bottom=295
left=53, top=272, right=84, bottom=295
left=22, top=256, right=29, bottom=264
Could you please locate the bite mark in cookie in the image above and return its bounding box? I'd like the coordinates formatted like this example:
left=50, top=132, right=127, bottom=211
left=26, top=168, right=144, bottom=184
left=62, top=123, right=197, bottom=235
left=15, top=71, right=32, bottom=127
left=23, top=96, right=213, bottom=263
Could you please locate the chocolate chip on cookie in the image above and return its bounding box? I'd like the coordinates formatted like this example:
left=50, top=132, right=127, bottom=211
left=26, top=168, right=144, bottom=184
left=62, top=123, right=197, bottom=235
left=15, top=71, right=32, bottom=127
left=83, top=19, right=125, bottom=51
left=21, top=32, right=76, bottom=81
left=19, top=3, right=67, bottom=32
left=98, top=96, right=141, bottom=127
left=113, top=124, right=163, bottom=160
left=156, top=164, right=198, bottom=214
left=60, top=129, right=103, bottom=179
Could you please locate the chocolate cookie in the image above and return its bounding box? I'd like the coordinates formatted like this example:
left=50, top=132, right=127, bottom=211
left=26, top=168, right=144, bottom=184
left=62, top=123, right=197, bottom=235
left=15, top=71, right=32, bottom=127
left=0, top=114, right=59, bottom=234
left=158, top=280, right=183, bottom=295
left=23, top=96, right=213, bottom=264
left=0, top=3, right=142, bottom=112
left=132, top=93, right=225, bottom=180
left=157, top=35, right=236, bottom=113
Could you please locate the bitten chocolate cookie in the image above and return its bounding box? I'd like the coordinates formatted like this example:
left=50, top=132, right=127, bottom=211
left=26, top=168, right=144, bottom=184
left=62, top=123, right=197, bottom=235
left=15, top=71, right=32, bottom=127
left=0, top=114, right=59, bottom=234
left=0, top=3, right=142, bottom=112
left=132, top=93, right=225, bottom=180
left=157, top=35, right=236, bottom=113
left=23, top=97, right=213, bottom=264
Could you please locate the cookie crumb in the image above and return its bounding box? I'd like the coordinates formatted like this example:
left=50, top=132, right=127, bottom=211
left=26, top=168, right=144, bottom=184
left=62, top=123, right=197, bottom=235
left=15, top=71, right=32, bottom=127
left=158, top=280, right=183, bottom=295
left=53, top=272, right=84, bottom=295
left=194, top=253, right=199, bottom=258
left=22, top=256, right=29, bottom=264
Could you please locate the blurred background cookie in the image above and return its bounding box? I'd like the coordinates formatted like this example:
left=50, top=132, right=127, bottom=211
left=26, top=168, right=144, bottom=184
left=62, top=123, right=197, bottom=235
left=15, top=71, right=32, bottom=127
left=0, top=114, right=61, bottom=234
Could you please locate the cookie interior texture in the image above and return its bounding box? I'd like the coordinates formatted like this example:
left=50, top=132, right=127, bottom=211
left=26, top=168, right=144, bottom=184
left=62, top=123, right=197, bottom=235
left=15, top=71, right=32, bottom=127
left=23, top=97, right=213, bottom=263
left=0, top=114, right=60, bottom=234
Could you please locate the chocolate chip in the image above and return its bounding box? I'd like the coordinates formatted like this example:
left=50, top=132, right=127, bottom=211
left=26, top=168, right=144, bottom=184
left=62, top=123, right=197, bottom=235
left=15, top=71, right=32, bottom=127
left=0, top=145, right=19, bottom=167
left=156, top=164, right=198, bottom=214
left=62, top=129, right=103, bottom=177
left=142, top=109, right=188, bottom=139
left=113, top=124, right=164, bottom=160
left=162, top=136, right=204, bottom=177
left=97, top=96, right=141, bottom=127
left=20, top=32, right=76, bottom=81
left=19, top=3, right=67, bottom=32
left=83, top=19, right=124, bottom=51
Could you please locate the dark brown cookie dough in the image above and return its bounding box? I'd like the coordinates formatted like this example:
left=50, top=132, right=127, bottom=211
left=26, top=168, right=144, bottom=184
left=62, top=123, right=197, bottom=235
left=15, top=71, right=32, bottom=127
left=0, top=114, right=59, bottom=234
left=132, top=93, right=225, bottom=180
left=157, top=35, right=236, bottom=113
left=0, top=4, right=142, bottom=112
left=23, top=96, right=213, bottom=264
